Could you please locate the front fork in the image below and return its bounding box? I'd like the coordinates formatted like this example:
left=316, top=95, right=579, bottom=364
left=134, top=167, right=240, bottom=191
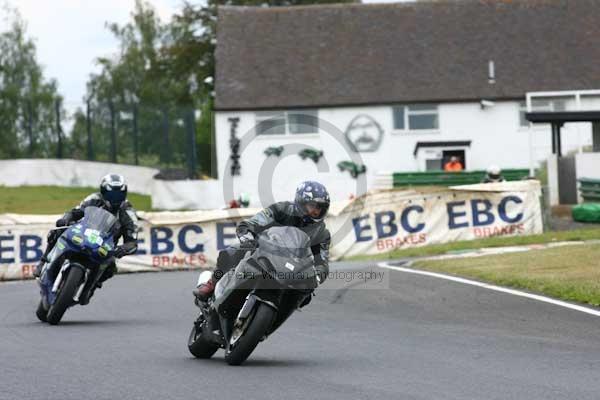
left=224, top=291, right=280, bottom=350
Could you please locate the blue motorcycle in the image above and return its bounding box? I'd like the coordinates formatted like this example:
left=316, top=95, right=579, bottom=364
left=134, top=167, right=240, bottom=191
left=36, top=206, right=117, bottom=325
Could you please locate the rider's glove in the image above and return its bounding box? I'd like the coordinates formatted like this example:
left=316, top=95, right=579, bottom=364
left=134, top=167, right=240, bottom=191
left=114, top=242, right=137, bottom=258
left=114, top=246, right=127, bottom=258
left=55, top=217, right=69, bottom=227
left=314, top=264, right=328, bottom=285
left=238, top=231, right=257, bottom=248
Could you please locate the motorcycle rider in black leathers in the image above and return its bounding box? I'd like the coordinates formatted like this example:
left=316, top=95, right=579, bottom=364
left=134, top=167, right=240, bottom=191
left=193, top=180, right=331, bottom=301
left=33, top=174, right=139, bottom=285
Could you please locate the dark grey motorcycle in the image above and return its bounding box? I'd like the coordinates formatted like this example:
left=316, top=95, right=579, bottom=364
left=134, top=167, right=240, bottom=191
left=188, top=226, right=319, bottom=365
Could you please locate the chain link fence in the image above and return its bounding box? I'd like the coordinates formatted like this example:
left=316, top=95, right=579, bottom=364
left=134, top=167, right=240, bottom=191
left=7, top=100, right=216, bottom=180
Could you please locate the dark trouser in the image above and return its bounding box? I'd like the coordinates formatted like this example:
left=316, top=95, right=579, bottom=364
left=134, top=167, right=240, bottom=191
left=43, top=230, right=63, bottom=260
left=214, top=245, right=249, bottom=282
left=99, top=261, right=117, bottom=283
left=34, top=230, right=63, bottom=276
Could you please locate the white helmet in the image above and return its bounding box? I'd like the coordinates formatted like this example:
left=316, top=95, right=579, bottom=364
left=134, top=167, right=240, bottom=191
left=487, top=165, right=502, bottom=176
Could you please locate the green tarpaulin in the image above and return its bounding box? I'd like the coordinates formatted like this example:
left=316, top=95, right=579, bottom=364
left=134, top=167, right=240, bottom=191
left=572, top=203, right=600, bottom=223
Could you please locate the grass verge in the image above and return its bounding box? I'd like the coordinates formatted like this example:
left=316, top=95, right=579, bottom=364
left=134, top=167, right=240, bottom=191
left=0, top=186, right=151, bottom=214
left=413, top=244, right=600, bottom=306
left=348, top=228, right=600, bottom=261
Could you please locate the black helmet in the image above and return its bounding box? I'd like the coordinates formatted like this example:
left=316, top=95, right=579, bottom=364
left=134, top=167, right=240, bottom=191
left=100, top=174, right=128, bottom=209
left=294, top=181, right=330, bottom=222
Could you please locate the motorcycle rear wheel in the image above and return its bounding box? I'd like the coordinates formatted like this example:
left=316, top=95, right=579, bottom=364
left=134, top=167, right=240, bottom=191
left=188, top=318, right=220, bottom=359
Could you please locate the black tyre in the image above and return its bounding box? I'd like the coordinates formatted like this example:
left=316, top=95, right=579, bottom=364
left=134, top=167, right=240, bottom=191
left=224, top=303, right=276, bottom=366
left=47, top=267, right=84, bottom=325
left=188, top=319, right=220, bottom=359
left=35, top=300, right=48, bottom=323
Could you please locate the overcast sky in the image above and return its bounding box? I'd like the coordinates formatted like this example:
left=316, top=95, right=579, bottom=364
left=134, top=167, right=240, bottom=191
left=3, top=0, right=408, bottom=115
left=3, top=0, right=181, bottom=113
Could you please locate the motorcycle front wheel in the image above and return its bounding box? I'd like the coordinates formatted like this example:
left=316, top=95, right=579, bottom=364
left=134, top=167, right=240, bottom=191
left=224, top=303, right=276, bottom=366
left=47, top=267, right=84, bottom=325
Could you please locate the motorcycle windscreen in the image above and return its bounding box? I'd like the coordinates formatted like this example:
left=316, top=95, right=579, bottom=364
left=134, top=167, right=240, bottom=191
left=82, top=206, right=118, bottom=234
left=255, top=226, right=317, bottom=289
left=257, top=226, right=311, bottom=259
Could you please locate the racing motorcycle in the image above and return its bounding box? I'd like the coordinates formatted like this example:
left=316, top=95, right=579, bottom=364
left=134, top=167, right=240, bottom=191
left=188, top=226, right=319, bottom=365
left=36, top=206, right=118, bottom=325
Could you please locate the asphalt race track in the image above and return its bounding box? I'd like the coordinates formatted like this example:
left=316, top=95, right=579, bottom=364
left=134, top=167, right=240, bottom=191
left=1, top=261, right=599, bottom=400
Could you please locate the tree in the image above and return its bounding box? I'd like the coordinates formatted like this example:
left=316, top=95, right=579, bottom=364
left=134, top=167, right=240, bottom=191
left=84, top=0, right=195, bottom=167
left=168, top=0, right=357, bottom=177
left=0, top=5, right=63, bottom=159
left=80, top=0, right=356, bottom=175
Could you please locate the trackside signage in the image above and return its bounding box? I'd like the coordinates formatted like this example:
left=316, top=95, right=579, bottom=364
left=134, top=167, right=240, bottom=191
left=326, top=181, right=543, bottom=258
left=0, top=181, right=542, bottom=281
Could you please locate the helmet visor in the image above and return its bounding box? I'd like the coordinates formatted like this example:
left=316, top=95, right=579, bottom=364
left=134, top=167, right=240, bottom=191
left=304, top=201, right=328, bottom=220
left=104, top=187, right=126, bottom=206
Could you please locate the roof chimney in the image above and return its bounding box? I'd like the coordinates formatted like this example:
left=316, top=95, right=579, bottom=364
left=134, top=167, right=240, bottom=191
left=488, top=60, right=496, bottom=84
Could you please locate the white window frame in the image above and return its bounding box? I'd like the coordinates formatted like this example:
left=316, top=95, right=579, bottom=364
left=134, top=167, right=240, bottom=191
left=392, top=104, right=439, bottom=133
left=255, top=110, right=319, bottom=136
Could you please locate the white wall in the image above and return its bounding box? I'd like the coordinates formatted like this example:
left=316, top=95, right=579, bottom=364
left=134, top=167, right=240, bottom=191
left=151, top=179, right=225, bottom=210
left=215, top=101, right=592, bottom=206
left=0, top=159, right=159, bottom=195
left=575, top=153, right=600, bottom=181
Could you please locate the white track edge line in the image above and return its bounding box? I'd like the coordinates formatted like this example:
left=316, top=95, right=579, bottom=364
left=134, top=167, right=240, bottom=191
left=378, top=261, right=600, bottom=318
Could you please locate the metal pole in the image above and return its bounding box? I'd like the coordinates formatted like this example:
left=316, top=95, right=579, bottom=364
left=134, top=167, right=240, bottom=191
left=526, top=93, right=534, bottom=177
left=55, top=99, right=63, bottom=159
left=576, top=93, right=583, bottom=154
left=109, top=101, right=117, bottom=163
left=551, top=123, right=557, bottom=154
left=210, top=106, right=217, bottom=179
left=26, top=100, right=34, bottom=156
left=133, top=105, right=139, bottom=165
left=184, top=108, right=197, bottom=179
left=86, top=98, right=94, bottom=160
left=162, top=108, right=170, bottom=165
left=557, top=123, right=563, bottom=157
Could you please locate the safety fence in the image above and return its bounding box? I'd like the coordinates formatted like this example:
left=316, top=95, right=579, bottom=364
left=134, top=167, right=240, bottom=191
left=3, top=102, right=215, bottom=180
left=0, top=181, right=543, bottom=281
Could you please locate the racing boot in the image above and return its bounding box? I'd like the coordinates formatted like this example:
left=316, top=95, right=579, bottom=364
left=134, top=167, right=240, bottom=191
left=193, top=278, right=215, bottom=301
left=96, top=264, right=117, bottom=289
left=33, top=257, right=48, bottom=278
